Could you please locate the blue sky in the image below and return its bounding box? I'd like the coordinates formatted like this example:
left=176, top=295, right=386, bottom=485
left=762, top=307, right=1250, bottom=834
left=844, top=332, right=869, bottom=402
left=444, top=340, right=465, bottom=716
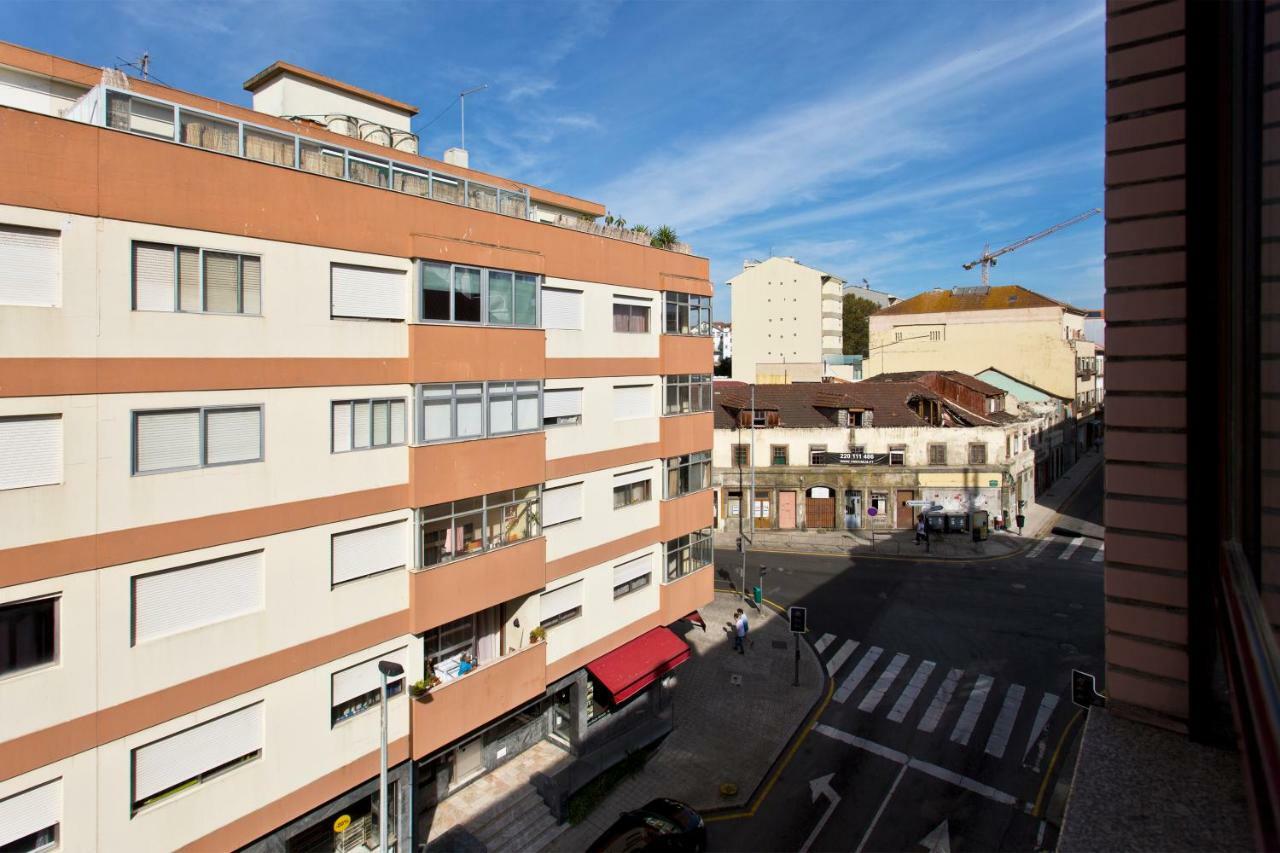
left=4, top=0, right=1103, bottom=318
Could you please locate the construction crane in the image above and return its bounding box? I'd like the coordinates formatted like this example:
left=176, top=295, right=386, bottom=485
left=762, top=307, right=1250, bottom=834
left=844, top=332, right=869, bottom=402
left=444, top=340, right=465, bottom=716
left=963, top=208, right=1101, bottom=286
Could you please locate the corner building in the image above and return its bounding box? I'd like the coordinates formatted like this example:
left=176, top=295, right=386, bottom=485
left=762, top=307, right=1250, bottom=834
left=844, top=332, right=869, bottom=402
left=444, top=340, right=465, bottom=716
left=0, top=42, right=713, bottom=852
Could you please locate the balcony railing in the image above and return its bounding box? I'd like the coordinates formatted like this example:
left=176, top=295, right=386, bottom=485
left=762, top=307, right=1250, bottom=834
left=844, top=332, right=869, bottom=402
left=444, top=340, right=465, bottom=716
left=540, top=212, right=692, bottom=255
left=73, top=85, right=531, bottom=220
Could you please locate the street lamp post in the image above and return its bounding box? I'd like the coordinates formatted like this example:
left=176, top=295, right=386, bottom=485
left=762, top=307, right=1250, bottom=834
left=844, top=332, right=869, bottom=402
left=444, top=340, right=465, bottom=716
left=378, top=660, right=405, bottom=853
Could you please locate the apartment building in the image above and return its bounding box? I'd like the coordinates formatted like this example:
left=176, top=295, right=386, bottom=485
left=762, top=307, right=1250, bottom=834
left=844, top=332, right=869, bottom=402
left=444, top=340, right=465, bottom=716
left=710, top=372, right=1045, bottom=532
left=727, top=256, right=844, bottom=383
left=0, top=41, right=713, bottom=853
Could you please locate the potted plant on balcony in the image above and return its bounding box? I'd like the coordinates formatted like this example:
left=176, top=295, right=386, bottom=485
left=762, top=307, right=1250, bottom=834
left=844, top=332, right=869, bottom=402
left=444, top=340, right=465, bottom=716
left=409, top=674, right=440, bottom=699
left=529, top=625, right=547, bottom=643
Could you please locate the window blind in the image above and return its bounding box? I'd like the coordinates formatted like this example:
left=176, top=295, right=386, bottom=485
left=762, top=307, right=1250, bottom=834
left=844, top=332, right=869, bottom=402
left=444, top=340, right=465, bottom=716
left=203, top=252, right=239, bottom=313
left=543, top=388, right=582, bottom=419
left=541, top=287, right=582, bottom=330
left=332, top=521, right=406, bottom=584
left=178, top=247, right=199, bottom=311
left=613, top=385, right=652, bottom=420
left=613, top=466, right=653, bottom=488
left=542, top=482, right=582, bottom=526
left=133, top=703, right=263, bottom=802
left=540, top=580, right=583, bottom=619
left=133, top=551, right=263, bottom=643
left=0, top=224, right=59, bottom=307
left=353, top=401, right=371, bottom=449
left=0, top=415, right=61, bottom=490
left=135, top=410, right=201, bottom=473
left=331, top=647, right=407, bottom=706
left=331, top=264, right=404, bottom=320
left=0, top=778, right=59, bottom=848
left=613, top=553, right=653, bottom=586
left=390, top=400, right=406, bottom=444
left=204, top=408, right=262, bottom=465
left=332, top=402, right=352, bottom=452
left=133, top=243, right=175, bottom=311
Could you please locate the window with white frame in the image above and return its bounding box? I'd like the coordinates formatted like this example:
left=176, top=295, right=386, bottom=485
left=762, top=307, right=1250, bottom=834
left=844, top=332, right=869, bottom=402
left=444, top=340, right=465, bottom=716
left=133, top=406, right=263, bottom=474
left=0, top=595, right=57, bottom=679
left=809, top=444, right=827, bottom=465
left=663, top=375, right=713, bottom=415
left=330, top=263, right=405, bottom=321
left=416, top=382, right=541, bottom=443
left=332, top=521, right=407, bottom=585
left=889, top=446, right=906, bottom=466
left=417, top=487, right=540, bottom=567
left=613, top=384, right=653, bottom=420
left=131, top=702, right=263, bottom=813
left=612, top=467, right=653, bottom=509
left=0, top=224, right=59, bottom=307
left=612, top=299, right=651, bottom=333
left=132, top=242, right=261, bottom=315
left=613, top=553, right=653, bottom=599
left=419, top=261, right=538, bottom=326
left=665, top=529, right=712, bottom=581
left=664, top=451, right=711, bottom=499
left=663, top=292, right=711, bottom=335
left=132, top=551, right=263, bottom=644
left=331, top=399, right=406, bottom=452
left=540, top=580, right=583, bottom=628
left=543, top=387, right=583, bottom=427
left=330, top=647, right=406, bottom=726
left=541, top=287, right=582, bottom=330
left=0, top=415, right=61, bottom=490
left=0, top=778, right=59, bottom=853
left=542, top=482, right=583, bottom=527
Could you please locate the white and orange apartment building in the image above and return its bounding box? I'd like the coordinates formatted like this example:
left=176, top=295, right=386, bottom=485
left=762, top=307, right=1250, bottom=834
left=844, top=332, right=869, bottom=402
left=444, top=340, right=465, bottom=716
left=0, top=42, right=714, bottom=852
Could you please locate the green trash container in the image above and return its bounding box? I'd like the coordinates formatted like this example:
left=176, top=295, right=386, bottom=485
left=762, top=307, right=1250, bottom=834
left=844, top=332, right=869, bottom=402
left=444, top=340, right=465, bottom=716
left=753, top=586, right=762, bottom=604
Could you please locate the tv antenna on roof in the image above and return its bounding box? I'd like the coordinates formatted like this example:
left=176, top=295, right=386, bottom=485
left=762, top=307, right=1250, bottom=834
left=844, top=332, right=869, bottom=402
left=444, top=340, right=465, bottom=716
left=459, top=84, right=488, bottom=149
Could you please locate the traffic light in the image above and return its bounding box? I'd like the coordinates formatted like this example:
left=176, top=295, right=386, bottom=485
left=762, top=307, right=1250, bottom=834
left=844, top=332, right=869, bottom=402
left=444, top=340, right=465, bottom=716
left=788, top=606, right=807, bottom=634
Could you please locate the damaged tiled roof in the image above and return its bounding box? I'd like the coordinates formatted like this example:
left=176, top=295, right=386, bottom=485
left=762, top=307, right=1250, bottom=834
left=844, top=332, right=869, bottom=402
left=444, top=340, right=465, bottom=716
left=874, top=285, right=1086, bottom=316
left=864, top=370, right=1006, bottom=396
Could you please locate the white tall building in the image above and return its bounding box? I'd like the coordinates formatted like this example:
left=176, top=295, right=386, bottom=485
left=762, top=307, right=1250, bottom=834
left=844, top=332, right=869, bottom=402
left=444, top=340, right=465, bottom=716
left=727, top=256, right=844, bottom=383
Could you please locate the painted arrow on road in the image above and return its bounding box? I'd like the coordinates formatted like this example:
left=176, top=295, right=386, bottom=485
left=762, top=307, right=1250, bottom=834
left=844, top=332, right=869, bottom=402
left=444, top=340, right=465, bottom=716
left=919, top=819, right=952, bottom=853
left=800, top=773, right=841, bottom=853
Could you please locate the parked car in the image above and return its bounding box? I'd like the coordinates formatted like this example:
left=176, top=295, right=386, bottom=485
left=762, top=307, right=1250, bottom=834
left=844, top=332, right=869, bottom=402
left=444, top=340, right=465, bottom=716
left=587, top=798, right=707, bottom=852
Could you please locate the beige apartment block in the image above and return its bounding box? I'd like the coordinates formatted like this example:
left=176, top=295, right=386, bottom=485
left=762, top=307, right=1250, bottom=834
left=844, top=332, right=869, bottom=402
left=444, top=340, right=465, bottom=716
left=0, top=41, right=714, bottom=853
left=727, top=256, right=844, bottom=383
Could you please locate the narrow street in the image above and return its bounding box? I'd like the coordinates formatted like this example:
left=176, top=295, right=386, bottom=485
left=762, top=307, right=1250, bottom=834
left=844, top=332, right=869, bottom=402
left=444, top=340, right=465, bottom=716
left=708, top=465, right=1104, bottom=852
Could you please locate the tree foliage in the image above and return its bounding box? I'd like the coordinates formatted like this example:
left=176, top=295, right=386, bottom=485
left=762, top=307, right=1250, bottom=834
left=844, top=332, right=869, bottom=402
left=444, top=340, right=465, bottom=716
left=842, top=294, right=879, bottom=357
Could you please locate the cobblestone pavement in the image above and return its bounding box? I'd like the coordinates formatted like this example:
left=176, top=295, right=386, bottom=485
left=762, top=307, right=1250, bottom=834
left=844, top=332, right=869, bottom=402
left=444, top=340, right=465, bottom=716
left=548, top=591, right=823, bottom=851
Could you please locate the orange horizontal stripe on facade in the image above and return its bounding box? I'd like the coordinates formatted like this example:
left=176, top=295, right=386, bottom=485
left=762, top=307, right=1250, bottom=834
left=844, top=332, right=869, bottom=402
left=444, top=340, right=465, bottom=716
left=0, top=610, right=409, bottom=785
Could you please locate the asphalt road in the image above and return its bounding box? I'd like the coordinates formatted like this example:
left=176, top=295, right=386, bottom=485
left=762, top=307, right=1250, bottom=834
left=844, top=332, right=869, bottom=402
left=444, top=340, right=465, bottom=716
left=708, top=465, right=1104, bottom=853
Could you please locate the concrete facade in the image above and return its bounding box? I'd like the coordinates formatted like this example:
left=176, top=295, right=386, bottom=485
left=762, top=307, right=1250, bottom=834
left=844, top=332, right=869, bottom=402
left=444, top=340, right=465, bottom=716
left=727, top=257, right=844, bottom=383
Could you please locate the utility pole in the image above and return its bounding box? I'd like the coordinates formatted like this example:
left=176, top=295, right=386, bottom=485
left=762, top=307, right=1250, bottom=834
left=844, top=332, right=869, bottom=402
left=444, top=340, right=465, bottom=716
left=459, top=84, right=487, bottom=149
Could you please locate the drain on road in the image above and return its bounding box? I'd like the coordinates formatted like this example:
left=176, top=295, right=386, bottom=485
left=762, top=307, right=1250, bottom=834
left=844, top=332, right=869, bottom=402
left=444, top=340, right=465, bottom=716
left=729, top=674, right=743, bottom=686
left=772, top=640, right=788, bottom=650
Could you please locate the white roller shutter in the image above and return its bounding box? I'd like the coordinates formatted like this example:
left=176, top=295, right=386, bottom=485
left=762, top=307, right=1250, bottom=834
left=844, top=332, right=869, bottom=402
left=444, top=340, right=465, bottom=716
left=0, top=416, right=61, bottom=490
left=331, top=264, right=404, bottom=320
left=613, top=466, right=653, bottom=488
left=541, top=287, right=582, bottom=330
left=0, top=224, right=59, bottom=307
left=133, top=551, right=263, bottom=643
left=613, top=385, right=652, bottom=420
left=135, top=410, right=200, bottom=473
left=205, top=408, right=262, bottom=465
left=0, top=778, right=59, bottom=848
left=613, top=553, right=653, bottom=586
left=540, top=580, right=582, bottom=620
left=332, top=521, right=406, bottom=584
left=331, top=647, right=407, bottom=706
left=133, top=703, right=263, bottom=802
left=352, top=401, right=371, bottom=449
left=133, top=243, right=175, bottom=311
left=542, top=482, right=582, bottom=526
left=390, top=400, right=406, bottom=444
left=332, top=402, right=352, bottom=452
left=543, top=388, right=582, bottom=419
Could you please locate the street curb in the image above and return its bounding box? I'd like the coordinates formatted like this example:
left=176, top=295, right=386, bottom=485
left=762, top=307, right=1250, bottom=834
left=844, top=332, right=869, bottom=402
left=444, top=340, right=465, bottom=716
left=734, top=542, right=1032, bottom=564
left=1030, top=457, right=1105, bottom=540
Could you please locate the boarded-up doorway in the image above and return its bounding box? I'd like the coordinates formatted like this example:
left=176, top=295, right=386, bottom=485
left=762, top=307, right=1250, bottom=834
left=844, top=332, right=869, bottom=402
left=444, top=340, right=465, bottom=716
left=778, top=490, right=797, bottom=529
left=805, top=486, right=836, bottom=529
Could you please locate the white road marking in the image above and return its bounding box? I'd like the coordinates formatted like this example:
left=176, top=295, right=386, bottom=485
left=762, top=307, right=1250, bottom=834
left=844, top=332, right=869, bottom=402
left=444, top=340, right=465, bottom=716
left=983, top=683, right=1026, bottom=759
left=799, top=774, right=841, bottom=853
left=814, top=633, right=836, bottom=654
left=949, top=675, right=994, bottom=746
left=1028, top=537, right=1054, bottom=558
left=855, top=763, right=908, bottom=853
left=1023, top=693, right=1060, bottom=764
left=1059, top=537, right=1086, bottom=560
left=834, top=646, right=884, bottom=703
left=859, top=652, right=910, bottom=713
left=919, top=820, right=952, bottom=853
left=825, top=640, right=858, bottom=676
left=919, top=668, right=963, bottom=733
left=1091, top=544, right=1105, bottom=562
left=888, top=660, right=937, bottom=723
left=813, top=724, right=1022, bottom=810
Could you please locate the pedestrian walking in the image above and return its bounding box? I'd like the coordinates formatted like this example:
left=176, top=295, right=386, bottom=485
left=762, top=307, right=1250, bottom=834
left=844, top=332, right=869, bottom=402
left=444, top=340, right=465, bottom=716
left=915, top=514, right=926, bottom=546
left=733, top=609, right=748, bottom=654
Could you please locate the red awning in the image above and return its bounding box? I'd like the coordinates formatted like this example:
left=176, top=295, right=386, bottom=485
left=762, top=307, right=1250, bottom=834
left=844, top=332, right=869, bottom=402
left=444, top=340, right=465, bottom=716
left=682, top=611, right=706, bottom=630
left=586, top=626, right=691, bottom=705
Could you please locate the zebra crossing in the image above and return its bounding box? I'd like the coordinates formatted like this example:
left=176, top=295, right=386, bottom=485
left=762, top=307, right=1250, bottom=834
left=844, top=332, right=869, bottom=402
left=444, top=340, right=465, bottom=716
left=1024, top=534, right=1104, bottom=563
left=815, top=631, right=1063, bottom=770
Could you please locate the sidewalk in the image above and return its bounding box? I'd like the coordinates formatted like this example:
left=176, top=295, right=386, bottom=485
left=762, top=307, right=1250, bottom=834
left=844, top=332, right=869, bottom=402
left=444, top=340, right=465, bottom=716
left=548, top=591, right=824, bottom=851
